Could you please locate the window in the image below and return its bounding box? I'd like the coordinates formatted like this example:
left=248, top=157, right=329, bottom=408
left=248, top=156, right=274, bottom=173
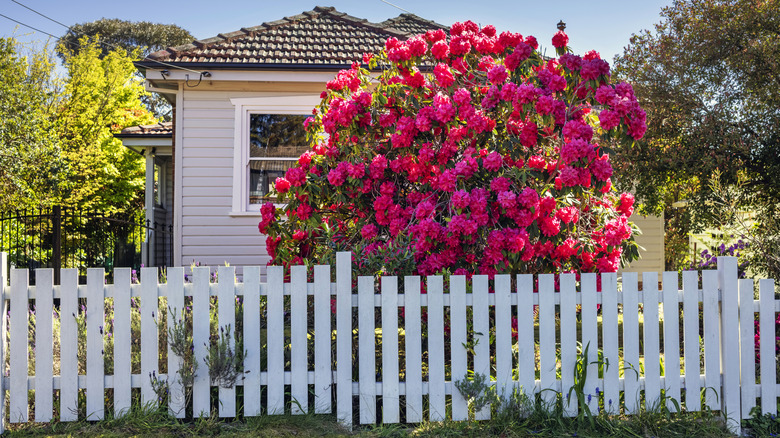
left=248, top=114, right=308, bottom=205
left=153, top=162, right=163, bottom=207
left=230, top=95, right=322, bottom=214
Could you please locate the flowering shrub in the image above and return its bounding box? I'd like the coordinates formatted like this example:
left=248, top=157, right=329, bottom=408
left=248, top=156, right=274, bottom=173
left=690, top=236, right=750, bottom=278
left=261, top=21, right=645, bottom=276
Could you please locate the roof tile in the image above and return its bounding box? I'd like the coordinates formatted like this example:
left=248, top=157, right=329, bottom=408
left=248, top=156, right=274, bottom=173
left=145, top=6, right=447, bottom=67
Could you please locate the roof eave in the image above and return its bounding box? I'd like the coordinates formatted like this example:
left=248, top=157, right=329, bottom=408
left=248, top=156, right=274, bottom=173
left=134, top=61, right=382, bottom=72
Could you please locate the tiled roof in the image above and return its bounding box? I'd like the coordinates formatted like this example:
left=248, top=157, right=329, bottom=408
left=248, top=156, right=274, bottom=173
left=115, top=122, right=173, bottom=137
left=142, top=6, right=448, bottom=68
left=380, top=13, right=449, bottom=36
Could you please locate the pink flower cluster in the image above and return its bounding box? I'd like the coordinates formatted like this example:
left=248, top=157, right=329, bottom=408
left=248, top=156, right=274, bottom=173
left=260, top=21, right=646, bottom=276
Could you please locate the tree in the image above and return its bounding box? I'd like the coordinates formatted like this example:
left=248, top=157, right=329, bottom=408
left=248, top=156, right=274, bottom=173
left=0, top=37, right=67, bottom=211
left=260, top=23, right=646, bottom=277
left=57, top=18, right=193, bottom=60
left=1, top=35, right=156, bottom=214
left=56, top=38, right=156, bottom=214
left=612, top=0, right=780, bottom=274
left=57, top=19, right=194, bottom=120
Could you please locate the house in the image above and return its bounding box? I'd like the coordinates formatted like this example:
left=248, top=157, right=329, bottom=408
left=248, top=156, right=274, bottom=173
left=114, top=121, right=174, bottom=267
left=120, top=6, right=664, bottom=274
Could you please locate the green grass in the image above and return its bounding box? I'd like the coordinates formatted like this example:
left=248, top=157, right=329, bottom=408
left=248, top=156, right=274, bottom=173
left=2, top=401, right=739, bottom=438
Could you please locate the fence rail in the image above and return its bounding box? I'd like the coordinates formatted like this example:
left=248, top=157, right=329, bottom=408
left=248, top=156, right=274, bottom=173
left=0, top=252, right=777, bottom=434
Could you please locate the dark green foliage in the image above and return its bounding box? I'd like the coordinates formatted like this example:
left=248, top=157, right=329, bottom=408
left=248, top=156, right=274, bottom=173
left=56, top=18, right=193, bottom=60
left=612, top=0, right=780, bottom=273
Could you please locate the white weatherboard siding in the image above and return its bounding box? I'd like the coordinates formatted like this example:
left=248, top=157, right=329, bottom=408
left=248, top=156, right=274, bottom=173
left=178, top=83, right=324, bottom=269
left=623, top=214, right=665, bottom=273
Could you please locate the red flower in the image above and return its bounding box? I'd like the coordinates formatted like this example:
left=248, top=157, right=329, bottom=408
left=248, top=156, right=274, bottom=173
left=552, top=31, right=569, bottom=49
left=274, top=177, right=291, bottom=194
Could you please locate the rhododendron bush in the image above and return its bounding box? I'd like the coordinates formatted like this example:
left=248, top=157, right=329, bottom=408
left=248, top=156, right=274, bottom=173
left=260, top=21, right=645, bottom=276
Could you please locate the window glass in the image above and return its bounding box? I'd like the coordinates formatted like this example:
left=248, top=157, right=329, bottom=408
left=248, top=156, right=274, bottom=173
left=153, top=163, right=162, bottom=206
left=249, top=114, right=309, bottom=158
left=249, top=159, right=297, bottom=205
left=248, top=114, right=308, bottom=205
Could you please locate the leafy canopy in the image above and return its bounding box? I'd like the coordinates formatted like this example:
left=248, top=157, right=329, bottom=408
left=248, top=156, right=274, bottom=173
left=0, top=37, right=66, bottom=209
left=612, top=0, right=780, bottom=273
left=57, top=18, right=193, bottom=60
left=57, top=19, right=194, bottom=120
left=0, top=36, right=155, bottom=214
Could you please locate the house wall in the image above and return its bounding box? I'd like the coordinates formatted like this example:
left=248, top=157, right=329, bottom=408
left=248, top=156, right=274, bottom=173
left=622, top=214, right=665, bottom=274
left=178, top=81, right=325, bottom=269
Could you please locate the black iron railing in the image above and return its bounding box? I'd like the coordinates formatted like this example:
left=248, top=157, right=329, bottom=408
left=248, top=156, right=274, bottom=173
left=0, top=206, right=172, bottom=283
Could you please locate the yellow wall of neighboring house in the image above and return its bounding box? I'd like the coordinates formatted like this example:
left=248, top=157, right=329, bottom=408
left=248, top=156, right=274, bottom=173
left=622, top=214, right=665, bottom=274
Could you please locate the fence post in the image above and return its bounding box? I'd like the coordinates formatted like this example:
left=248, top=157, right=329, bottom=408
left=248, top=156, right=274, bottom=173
left=717, top=256, right=741, bottom=433
left=52, top=206, right=61, bottom=284
left=0, top=251, right=6, bottom=434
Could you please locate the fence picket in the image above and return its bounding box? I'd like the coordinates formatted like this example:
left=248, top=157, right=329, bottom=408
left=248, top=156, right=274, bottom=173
left=10, top=269, right=28, bottom=423
left=0, top=253, right=5, bottom=434
left=34, top=269, right=54, bottom=423
left=218, top=266, right=237, bottom=417
left=290, top=265, right=308, bottom=415
left=560, top=273, right=577, bottom=417
left=192, top=267, right=211, bottom=417
left=449, top=275, right=467, bottom=421
left=759, top=278, right=776, bottom=414
left=495, top=275, right=512, bottom=399
left=738, top=278, right=756, bottom=419
left=335, top=252, right=352, bottom=427
left=59, top=269, right=79, bottom=421
left=427, top=275, right=446, bottom=421
left=166, top=267, right=186, bottom=418
left=622, top=272, right=640, bottom=414
left=516, top=275, right=535, bottom=399
left=86, top=268, right=106, bottom=420
left=113, top=268, right=132, bottom=417
left=682, top=270, right=701, bottom=412
left=140, top=267, right=158, bottom=410
left=581, top=273, right=599, bottom=413
left=266, top=266, right=285, bottom=415
left=242, top=266, right=262, bottom=417
left=601, top=273, right=619, bottom=415
left=290, top=266, right=309, bottom=415
left=718, top=256, right=741, bottom=431
left=358, top=276, right=376, bottom=424
left=538, top=274, right=556, bottom=408
left=662, top=271, right=681, bottom=411
left=381, top=276, right=399, bottom=423
left=642, top=272, right=661, bottom=410
left=702, top=270, right=720, bottom=410
left=472, top=275, right=491, bottom=420
left=404, top=276, right=423, bottom=423
left=313, top=265, right=331, bottom=414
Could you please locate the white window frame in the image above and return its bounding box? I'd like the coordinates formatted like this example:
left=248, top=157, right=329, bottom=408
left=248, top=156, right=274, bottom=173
left=230, top=95, right=321, bottom=215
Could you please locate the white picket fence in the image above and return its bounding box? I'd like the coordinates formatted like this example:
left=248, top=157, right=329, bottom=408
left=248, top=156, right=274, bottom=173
left=0, top=252, right=778, bottom=433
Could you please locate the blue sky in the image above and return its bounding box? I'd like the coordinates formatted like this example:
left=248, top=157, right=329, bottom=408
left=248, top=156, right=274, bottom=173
left=2, top=0, right=672, bottom=63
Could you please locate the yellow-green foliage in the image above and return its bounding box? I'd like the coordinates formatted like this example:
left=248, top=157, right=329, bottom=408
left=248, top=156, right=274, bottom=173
left=57, top=37, right=156, bottom=214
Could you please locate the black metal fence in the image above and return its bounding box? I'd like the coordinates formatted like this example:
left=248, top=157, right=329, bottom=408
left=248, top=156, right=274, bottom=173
left=0, top=206, right=172, bottom=283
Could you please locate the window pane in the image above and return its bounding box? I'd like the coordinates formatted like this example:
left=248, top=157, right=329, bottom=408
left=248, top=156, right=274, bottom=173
left=249, top=159, right=297, bottom=204
left=249, top=114, right=309, bottom=158
left=153, top=163, right=162, bottom=206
